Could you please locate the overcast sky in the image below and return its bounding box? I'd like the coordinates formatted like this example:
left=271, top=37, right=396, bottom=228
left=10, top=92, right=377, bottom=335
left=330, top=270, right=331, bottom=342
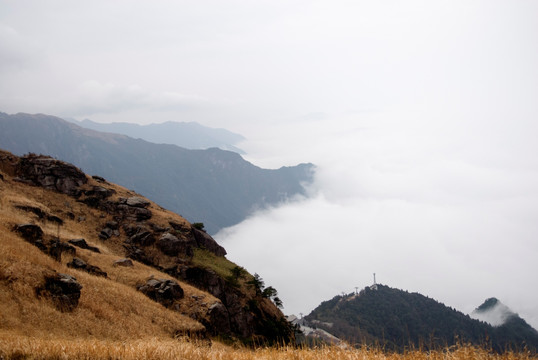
left=2, top=1, right=538, bottom=329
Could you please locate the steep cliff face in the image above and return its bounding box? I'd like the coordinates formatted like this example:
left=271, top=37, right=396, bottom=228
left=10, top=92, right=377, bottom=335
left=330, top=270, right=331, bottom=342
left=0, top=149, right=294, bottom=344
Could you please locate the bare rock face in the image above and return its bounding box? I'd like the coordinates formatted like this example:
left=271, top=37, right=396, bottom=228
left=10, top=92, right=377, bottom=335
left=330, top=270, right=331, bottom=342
left=113, top=258, right=134, bottom=267
left=192, top=228, right=227, bottom=257
left=116, top=197, right=152, bottom=221
left=48, top=239, right=76, bottom=261
left=84, top=186, right=116, bottom=199
left=206, top=302, right=232, bottom=336
left=67, top=257, right=108, bottom=278
left=157, top=232, right=195, bottom=257
left=68, top=238, right=100, bottom=253
left=124, top=224, right=155, bottom=246
left=125, top=196, right=150, bottom=208
left=181, top=266, right=255, bottom=338
left=37, top=272, right=82, bottom=312
left=137, top=278, right=184, bottom=308
left=80, top=186, right=116, bottom=208
left=13, top=224, right=75, bottom=261
left=16, top=155, right=87, bottom=197
left=13, top=223, right=44, bottom=242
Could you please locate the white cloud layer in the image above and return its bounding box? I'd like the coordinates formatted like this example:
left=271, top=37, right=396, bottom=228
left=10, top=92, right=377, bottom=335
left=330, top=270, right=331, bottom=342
left=1, top=0, right=538, bottom=329
left=216, top=108, right=538, bottom=329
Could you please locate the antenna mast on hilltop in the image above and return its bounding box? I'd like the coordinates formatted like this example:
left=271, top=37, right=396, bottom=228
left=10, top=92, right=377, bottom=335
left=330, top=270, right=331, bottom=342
left=370, top=273, right=378, bottom=291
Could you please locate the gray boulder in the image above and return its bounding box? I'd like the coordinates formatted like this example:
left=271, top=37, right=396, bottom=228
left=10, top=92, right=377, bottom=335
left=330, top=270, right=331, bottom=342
left=16, top=155, right=87, bottom=197
left=68, top=238, right=100, bottom=253
left=192, top=228, right=227, bottom=257
left=67, top=257, right=107, bottom=278
left=13, top=223, right=44, bottom=242
left=37, top=272, right=82, bottom=312
left=157, top=232, right=194, bottom=257
left=137, top=278, right=184, bottom=307
left=113, top=258, right=134, bottom=267
left=123, top=196, right=150, bottom=208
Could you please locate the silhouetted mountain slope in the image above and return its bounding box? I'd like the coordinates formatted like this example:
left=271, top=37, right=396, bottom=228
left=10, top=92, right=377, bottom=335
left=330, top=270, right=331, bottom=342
left=0, top=112, right=314, bottom=234
left=69, top=118, right=246, bottom=153
left=305, top=285, right=538, bottom=352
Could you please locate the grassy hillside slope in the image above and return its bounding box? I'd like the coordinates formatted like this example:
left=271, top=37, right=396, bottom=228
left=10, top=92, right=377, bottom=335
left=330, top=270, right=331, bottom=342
left=0, top=149, right=292, bottom=347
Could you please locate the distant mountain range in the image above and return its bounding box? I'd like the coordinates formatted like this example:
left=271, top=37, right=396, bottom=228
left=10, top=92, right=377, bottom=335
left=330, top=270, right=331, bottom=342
left=67, top=118, right=246, bottom=153
left=0, top=112, right=314, bottom=234
left=304, top=285, right=538, bottom=352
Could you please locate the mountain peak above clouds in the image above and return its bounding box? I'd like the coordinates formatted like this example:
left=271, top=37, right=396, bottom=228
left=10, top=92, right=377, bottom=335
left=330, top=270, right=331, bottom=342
left=472, top=298, right=517, bottom=326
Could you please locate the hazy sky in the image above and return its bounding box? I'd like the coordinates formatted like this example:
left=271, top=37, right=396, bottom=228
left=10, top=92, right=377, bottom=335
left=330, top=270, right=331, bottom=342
left=2, top=1, right=538, bottom=328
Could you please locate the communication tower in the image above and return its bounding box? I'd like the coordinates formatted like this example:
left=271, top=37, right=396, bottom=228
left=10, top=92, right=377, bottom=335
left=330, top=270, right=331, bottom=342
left=370, top=272, right=378, bottom=291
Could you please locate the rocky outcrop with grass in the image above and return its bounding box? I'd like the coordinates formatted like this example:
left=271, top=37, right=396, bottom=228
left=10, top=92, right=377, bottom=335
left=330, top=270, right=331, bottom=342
left=1, top=149, right=294, bottom=345
left=36, top=272, right=83, bottom=312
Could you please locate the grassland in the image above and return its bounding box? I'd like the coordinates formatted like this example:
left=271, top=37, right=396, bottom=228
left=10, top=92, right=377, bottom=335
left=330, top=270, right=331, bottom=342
left=0, top=166, right=215, bottom=342
left=0, top=335, right=536, bottom=360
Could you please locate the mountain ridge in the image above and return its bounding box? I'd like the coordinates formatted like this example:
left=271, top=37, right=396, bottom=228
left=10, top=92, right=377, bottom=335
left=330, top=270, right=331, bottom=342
left=69, top=117, right=246, bottom=153
left=0, top=112, right=314, bottom=234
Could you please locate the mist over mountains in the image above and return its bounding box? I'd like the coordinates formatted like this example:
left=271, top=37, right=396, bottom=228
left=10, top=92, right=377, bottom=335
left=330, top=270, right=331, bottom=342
left=472, top=298, right=516, bottom=327
left=0, top=112, right=314, bottom=234
left=67, top=118, right=246, bottom=154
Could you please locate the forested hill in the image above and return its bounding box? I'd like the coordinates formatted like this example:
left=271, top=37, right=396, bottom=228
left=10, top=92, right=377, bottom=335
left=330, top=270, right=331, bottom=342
left=0, top=112, right=314, bottom=234
left=305, top=285, right=538, bottom=352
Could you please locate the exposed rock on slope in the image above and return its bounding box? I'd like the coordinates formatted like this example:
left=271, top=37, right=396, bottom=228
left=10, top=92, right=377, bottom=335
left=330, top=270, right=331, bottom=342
left=0, top=149, right=294, bottom=344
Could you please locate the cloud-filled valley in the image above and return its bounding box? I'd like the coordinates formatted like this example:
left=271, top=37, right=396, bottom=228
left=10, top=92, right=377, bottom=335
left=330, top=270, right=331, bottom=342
left=216, top=108, right=538, bottom=329
left=1, top=0, right=538, bottom=330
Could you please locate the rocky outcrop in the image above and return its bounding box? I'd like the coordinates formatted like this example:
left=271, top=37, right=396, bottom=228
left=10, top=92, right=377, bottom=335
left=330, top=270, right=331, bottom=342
left=176, top=266, right=256, bottom=338
left=13, top=223, right=75, bottom=261
left=123, top=244, right=153, bottom=265
left=124, top=224, right=155, bottom=246
left=13, top=223, right=44, bottom=242
left=207, top=302, right=232, bottom=335
left=137, top=277, right=184, bottom=308
left=157, top=232, right=195, bottom=258
left=14, top=205, right=64, bottom=225
left=48, top=239, right=76, bottom=261
left=99, top=221, right=120, bottom=240
left=3, top=149, right=294, bottom=345
left=113, top=258, right=134, bottom=267
left=68, top=238, right=100, bottom=253
left=80, top=186, right=116, bottom=208
left=36, top=272, right=82, bottom=312
left=67, top=257, right=107, bottom=278
left=192, top=228, right=226, bottom=257
left=116, top=197, right=152, bottom=221
left=16, top=155, right=87, bottom=197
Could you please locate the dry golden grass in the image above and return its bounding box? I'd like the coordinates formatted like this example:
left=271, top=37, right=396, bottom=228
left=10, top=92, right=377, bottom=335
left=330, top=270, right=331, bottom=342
left=0, top=334, right=535, bottom=360
left=0, top=175, right=213, bottom=342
